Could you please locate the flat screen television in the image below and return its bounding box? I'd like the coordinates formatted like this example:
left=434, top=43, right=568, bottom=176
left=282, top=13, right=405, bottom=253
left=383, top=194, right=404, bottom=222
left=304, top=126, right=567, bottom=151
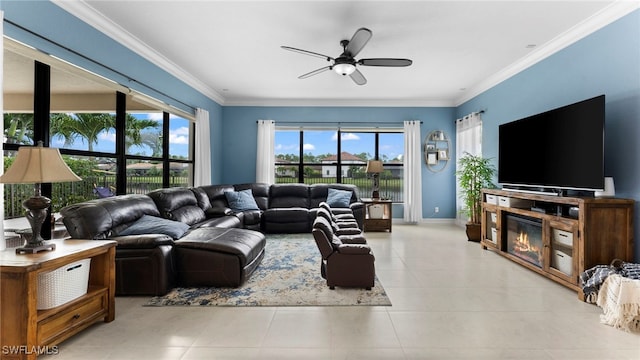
left=498, top=95, right=605, bottom=193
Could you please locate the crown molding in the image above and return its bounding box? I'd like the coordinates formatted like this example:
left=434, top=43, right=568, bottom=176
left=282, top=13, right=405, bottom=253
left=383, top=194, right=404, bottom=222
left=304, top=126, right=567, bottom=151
left=222, top=98, right=456, bottom=107
left=51, top=0, right=226, bottom=106
left=454, top=1, right=640, bottom=106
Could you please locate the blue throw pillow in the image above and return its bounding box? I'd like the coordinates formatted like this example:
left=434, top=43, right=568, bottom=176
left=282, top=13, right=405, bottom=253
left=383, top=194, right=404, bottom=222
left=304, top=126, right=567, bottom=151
left=326, top=188, right=352, bottom=208
left=224, top=189, right=260, bottom=212
left=119, top=215, right=190, bottom=239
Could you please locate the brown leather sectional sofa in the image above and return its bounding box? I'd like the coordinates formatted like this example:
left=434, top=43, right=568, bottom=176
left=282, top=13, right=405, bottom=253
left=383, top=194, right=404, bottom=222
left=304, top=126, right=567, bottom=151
left=60, top=183, right=363, bottom=296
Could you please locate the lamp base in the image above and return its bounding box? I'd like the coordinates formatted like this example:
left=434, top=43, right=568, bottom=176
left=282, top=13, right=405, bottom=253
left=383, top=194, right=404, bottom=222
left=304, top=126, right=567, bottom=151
left=16, top=194, right=55, bottom=255
left=16, top=241, right=56, bottom=254
left=372, top=190, right=380, bottom=199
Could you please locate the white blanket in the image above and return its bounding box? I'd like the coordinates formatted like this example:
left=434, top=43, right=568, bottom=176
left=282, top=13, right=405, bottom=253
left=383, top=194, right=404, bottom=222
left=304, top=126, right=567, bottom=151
left=596, top=274, right=640, bottom=332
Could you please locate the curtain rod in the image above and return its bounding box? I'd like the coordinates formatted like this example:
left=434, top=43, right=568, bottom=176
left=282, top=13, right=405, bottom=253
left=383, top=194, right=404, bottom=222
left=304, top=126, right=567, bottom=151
left=256, top=121, right=422, bottom=125
left=5, top=19, right=196, bottom=113
left=454, top=110, right=485, bottom=122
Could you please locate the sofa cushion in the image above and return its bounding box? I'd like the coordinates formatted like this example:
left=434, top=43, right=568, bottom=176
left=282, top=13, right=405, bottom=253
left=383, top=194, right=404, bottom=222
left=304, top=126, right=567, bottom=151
left=199, top=184, right=235, bottom=209
left=225, top=189, right=260, bottom=212
left=175, top=228, right=265, bottom=266
left=326, top=188, right=353, bottom=208
left=269, top=183, right=310, bottom=208
left=190, top=187, right=212, bottom=211
left=118, top=215, right=190, bottom=239
left=194, top=215, right=242, bottom=229
left=147, top=187, right=206, bottom=225
left=60, top=194, right=160, bottom=240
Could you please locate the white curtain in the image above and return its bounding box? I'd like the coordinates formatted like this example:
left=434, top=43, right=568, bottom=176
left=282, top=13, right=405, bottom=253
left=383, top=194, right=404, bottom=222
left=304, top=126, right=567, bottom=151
left=403, top=120, right=423, bottom=223
left=455, top=112, right=482, bottom=225
left=193, top=108, right=211, bottom=187
left=256, top=120, right=275, bottom=184
left=0, top=11, right=4, bottom=250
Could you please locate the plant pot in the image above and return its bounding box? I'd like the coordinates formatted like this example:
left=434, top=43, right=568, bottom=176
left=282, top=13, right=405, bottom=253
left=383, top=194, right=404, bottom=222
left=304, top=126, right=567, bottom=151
left=465, top=223, right=482, bottom=242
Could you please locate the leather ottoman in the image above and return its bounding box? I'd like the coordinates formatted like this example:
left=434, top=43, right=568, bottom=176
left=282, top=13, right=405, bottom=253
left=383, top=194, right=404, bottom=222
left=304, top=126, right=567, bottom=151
left=173, top=227, right=265, bottom=287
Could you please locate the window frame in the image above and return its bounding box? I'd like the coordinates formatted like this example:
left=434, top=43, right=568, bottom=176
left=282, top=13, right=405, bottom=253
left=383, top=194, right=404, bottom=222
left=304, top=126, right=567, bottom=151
left=274, top=127, right=404, bottom=202
left=2, top=48, right=196, bottom=221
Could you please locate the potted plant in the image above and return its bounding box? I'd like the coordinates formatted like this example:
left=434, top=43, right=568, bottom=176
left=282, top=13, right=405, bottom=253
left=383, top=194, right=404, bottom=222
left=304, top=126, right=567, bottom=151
left=456, top=152, right=496, bottom=242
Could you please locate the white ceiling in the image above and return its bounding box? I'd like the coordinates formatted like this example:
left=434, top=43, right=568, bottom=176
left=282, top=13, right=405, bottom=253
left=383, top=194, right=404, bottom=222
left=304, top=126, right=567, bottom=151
left=51, top=1, right=637, bottom=107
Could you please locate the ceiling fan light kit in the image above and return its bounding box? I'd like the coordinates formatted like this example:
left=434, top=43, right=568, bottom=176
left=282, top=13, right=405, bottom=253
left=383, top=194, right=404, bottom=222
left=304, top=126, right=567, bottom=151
left=282, top=27, right=412, bottom=85
left=333, top=63, right=356, bottom=76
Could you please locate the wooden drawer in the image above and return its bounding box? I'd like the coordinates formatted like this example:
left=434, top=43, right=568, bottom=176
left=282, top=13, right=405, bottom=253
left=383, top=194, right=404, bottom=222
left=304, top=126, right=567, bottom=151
left=37, top=290, right=107, bottom=345
left=365, top=219, right=391, bottom=231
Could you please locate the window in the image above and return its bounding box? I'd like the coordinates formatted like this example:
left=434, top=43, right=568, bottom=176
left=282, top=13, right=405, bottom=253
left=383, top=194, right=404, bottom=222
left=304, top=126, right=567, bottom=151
left=275, top=128, right=404, bottom=201
left=2, top=40, right=195, bottom=219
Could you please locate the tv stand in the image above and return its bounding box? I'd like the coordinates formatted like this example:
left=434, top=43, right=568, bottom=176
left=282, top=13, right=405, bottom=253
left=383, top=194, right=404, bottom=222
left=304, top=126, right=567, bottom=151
left=481, top=189, right=634, bottom=300
left=502, top=187, right=560, bottom=197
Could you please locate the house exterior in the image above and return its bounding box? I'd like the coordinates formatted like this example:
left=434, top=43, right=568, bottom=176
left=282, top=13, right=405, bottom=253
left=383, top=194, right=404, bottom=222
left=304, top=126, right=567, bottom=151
left=320, top=152, right=366, bottom=178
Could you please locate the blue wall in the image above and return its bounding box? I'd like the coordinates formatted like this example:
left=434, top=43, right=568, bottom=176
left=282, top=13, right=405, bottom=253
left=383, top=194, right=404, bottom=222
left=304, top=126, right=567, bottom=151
left=457, top=10, right=640, bottom=260
left=221, top=106, right=457, bottom=219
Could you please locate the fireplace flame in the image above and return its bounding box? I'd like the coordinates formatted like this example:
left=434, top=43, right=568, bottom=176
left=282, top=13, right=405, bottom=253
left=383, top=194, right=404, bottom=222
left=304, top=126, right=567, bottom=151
left=513, top=230, right=542, bottom=261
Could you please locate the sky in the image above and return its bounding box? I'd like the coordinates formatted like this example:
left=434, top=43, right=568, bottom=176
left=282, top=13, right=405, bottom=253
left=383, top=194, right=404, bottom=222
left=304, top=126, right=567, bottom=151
left=275, top=130, right=404, bottom=161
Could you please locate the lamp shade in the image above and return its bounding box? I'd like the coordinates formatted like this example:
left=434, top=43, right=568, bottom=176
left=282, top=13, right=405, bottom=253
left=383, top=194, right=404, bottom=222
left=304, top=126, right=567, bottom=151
left=365, top=160, right=384, bottom=174
left=0, top=145, right=82, bottom=184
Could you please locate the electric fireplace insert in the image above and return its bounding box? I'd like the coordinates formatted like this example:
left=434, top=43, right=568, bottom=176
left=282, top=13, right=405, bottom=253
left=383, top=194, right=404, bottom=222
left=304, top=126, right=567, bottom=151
left=505, top=214, right=543, bottom=268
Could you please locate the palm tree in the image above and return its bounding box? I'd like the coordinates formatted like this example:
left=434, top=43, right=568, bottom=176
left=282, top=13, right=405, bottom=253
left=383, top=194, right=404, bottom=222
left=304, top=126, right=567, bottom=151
left=4, top=113, right=34, bottom=145
left=124, top=114, right=160, bottom=154
left=50, top=113, right=114, bottom=152
left=50, top=113, right=160, bottom=152
left=137, top=130, right=163, bottom=157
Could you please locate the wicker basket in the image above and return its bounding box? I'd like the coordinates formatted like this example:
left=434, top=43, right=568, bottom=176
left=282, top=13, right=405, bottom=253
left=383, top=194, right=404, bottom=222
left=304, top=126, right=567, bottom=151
left=37, top=258, right=91, bottom=310
left=369, top=204, right=384, bottom=219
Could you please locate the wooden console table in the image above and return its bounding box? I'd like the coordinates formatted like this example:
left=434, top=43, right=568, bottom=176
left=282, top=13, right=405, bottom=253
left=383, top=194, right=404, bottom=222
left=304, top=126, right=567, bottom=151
left=0, top=240, right=116, bottom=360
left=361, top=198, right=393, bottom=232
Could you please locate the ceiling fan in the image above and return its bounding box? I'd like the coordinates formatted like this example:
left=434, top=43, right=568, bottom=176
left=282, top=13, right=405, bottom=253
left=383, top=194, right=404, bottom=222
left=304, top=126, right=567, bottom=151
left=281, top=27, right=412, bottom=85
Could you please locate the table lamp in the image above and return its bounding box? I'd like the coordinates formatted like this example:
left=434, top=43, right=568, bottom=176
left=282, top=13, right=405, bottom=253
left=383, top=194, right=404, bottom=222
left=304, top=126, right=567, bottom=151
left=365, top=160, right=384, bottom=199
left=0, top=141, right=81, bottom=254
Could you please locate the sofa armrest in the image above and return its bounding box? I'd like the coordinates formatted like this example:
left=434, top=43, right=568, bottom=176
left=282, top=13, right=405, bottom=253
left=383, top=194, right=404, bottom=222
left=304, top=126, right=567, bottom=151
left=349, top=202, right=364, bottom=212
left=206, top=206, right=233, bottom=217
left=337, top=244, right=371, bottom=255
left=111, top=234, right=174, bottom=249
left=339, top=234, right=367, bottom=244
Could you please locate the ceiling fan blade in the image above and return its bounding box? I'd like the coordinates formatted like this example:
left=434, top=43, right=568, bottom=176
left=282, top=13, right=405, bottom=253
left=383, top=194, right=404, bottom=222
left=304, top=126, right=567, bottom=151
left=299, top=66, right=332, bottom=79
left=349, top=69, right=367, bottom=85
left=281, top=46, right=333, bottom=61
left=345, top=28, right=372, bottom=57
left=358, top=58, right=413, bottom=67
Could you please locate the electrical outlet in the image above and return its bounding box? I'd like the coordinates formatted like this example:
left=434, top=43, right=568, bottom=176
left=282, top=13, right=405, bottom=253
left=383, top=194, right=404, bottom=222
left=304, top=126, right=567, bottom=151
left=435, top=207, right=439, bottom=213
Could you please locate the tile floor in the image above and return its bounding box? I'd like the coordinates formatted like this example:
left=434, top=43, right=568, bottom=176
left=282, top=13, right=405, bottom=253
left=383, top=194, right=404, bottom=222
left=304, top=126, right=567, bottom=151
left=45, top=223, right=639, bottom=359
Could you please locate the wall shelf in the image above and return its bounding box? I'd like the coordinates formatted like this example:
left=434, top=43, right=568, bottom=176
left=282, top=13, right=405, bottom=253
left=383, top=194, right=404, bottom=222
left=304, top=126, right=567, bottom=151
left=424, top=130, right=450, bottom=173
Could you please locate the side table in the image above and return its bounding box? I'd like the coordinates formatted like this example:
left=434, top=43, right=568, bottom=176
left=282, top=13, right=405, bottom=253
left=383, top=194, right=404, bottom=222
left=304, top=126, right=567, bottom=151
left=0, top=239, right=116, bottom=360
left=361, top=198, right=393, bottom=232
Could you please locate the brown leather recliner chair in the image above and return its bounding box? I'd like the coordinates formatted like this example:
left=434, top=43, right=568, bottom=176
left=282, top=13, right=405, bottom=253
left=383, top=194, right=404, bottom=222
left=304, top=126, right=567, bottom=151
left=311, top=216, right=375, bottom=290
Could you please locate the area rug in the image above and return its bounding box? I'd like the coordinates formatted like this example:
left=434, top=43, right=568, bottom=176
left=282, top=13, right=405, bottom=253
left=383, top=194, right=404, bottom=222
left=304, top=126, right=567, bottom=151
left=144, top=234, right=391, bottom=307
